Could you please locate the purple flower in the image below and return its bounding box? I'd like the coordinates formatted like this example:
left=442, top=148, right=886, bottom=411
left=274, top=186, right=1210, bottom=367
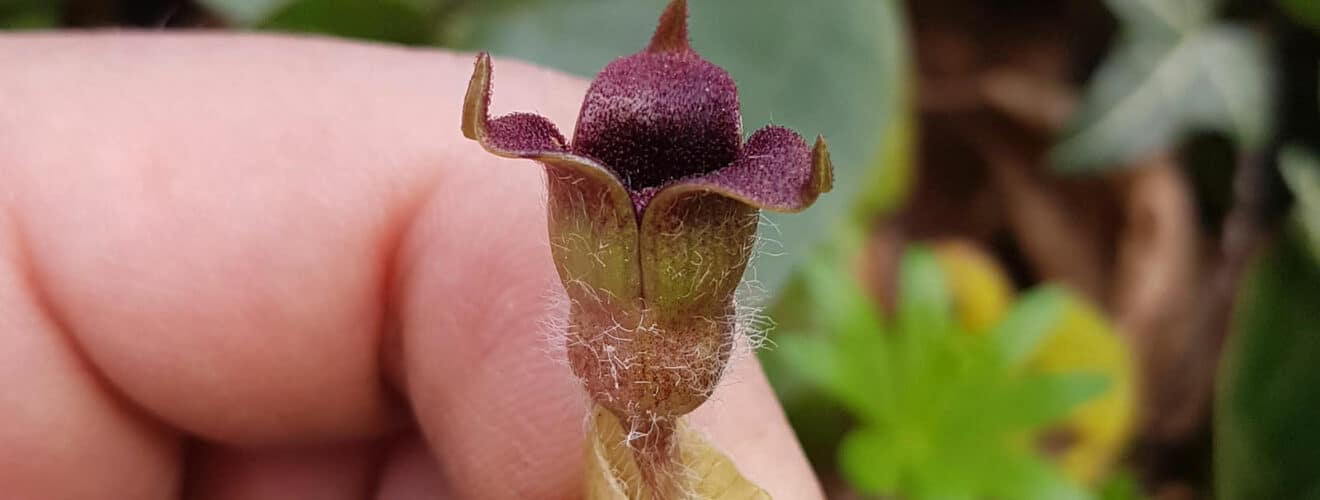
left=461, top=0, right=831, bottom=425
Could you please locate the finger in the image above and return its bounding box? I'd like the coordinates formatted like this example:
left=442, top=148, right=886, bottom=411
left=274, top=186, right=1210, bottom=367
left=691, top=358, right=826, bottom=499
left=1, top=33, right=823, bottom=498
left=373, top=436, right=448, bottom=500
left=1, top=33, right=526, bottom=444
left=0, top=212, right=180, bottom=499
left=182, top=432, right=449, bottom=500
left=394, top=164, right=588, bottom=499
left=2, top=32, right=586, bottom=496
left=184, top=440, right=382, bottom=500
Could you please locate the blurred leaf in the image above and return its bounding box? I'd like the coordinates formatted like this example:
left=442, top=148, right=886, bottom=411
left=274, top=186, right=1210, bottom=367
left=896, top=246, right=953, bottom=339
left=776, top=334, right=888, bottom=423
left=1104, top=0, right=1217, bottom=35
left=257, top=0, right=433, bottom=45
left=458, top=0, right=907, bottom=295
left=0, top=0, right=61, bottom=29
left=1026, top=295, right=1138, bottom=484
left=584, top=405, right=768, bottom=499
left=993, top=457, right=1093, bottom=500
left=850, top=75, right=916, bottom=224
left=1095, top=471, right=1146, bottom=500
left=1052, top=13, right=1272, bottom=171
left=778, top=255, right=893, bottom=422
left=1215, top=227, right=1320, bottom=500
left=932, top=246, right=1137, bottom=485
left=1282, top=0, right=1320, bottom=33
left=1280, top=145, right=1320, bottom=264
left=838, top=427, right=902, bottom=494
left=782, top=247, right=1101, bottom=499
left=197, top=0, right=288, bottom=25
left=989, top=286, right=1067, bottom=364
left=934, top=241, right=1015, bottom=333
left=801, top=252, right=888, bottom=340
left=1008, top=373, right=1110, bottom=429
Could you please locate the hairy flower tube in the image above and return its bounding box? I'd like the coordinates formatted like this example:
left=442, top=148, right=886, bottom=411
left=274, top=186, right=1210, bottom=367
left=460, top=0, right=831, bottom=488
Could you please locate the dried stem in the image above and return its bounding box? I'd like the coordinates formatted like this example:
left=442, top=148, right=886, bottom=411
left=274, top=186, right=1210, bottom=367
left=630, top=417, right=683, bottom=500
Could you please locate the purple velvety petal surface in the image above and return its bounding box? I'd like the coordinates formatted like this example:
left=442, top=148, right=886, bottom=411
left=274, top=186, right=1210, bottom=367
left=484, top=112, right=568, bottom=156
left=690, top=125, right=823, bottom=211
left=463, top=52, right=573, bottom=159
left=571, top=50, right=742, bottom=191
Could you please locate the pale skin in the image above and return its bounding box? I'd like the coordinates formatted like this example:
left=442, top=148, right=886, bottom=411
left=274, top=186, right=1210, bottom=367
left=0, top=34, right=822, bottom=499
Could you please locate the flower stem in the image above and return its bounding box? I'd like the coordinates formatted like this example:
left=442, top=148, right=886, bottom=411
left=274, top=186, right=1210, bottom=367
left=630, top=417, right=685, bottom=500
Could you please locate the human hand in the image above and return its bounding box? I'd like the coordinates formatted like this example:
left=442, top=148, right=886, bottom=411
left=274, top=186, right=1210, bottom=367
left=0, top=33, right=820, bottom=499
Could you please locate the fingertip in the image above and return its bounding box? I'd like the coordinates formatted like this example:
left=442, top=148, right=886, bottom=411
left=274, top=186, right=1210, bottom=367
left=394, top=163, right=587, bottom=499
left=0, top=215, right=181, bottom=500
left=689, top=356, right=826, bottom=500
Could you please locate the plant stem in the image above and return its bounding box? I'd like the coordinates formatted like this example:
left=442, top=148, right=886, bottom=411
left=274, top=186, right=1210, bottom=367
left=631, top=417, right=685, bottom=500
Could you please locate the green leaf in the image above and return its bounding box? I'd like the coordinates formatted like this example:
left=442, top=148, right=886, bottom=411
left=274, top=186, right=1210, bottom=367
left=1009, top=372, right=1111, bottom=429
left=457, top=0, right=909, bottom=295
left=256, top=0, right=434, bottom=45
left=1215, top=227, right=1320, bottom=500
left=1052, top=23, right=1272, bottom=171
left=1103, top=0, right=1217, bottom=35
left=838, top=427, right=902, bottom=495
left=0, top=0, right=62, bottom=29
left=989, top=286, right=1067, bottom=364
left=1280, top=145, right=1320, bottom=265
left=775, top=334, right=888, bottom=422
left=779, top=256, right=893, bottom=422
left=772, top=251, right=894, bottom=460
left=780, top=244, right=1112, bottom=499
left=1282, top=0, right=1320, bottom=33
left=197, top=0, right=289, bottom=26
left=1096, top=470, right=1146, bottom=500
left=896, top=247, right=954, bottom=339
left=993, top=456, right=1094, bottom=500
left=801, top=253, right=887, bottom=339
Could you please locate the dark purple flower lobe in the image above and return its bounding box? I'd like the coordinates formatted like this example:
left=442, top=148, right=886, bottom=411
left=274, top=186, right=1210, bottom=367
left=484, top=112, right=567, bottom=154
left=684, top=125, right=833, bottom=213
left=570, top=2, right=741, bottom=191
left=462, top=52, right=571, bottom=159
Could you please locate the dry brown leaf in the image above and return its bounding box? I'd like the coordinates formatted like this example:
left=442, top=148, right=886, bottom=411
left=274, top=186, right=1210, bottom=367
left=971, top=124, right=1116, bottom=302
left=585, top=405, right=770, bottom=500
left=1109, top=158, right=1204, bottom=438
left=979, top=70, right=1075, bottom=132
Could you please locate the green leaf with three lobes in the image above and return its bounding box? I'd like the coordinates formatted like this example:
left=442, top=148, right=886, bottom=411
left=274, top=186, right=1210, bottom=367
left=1052, top=0, right=1271, bottom=172
left=457, top=0, right=908, bottom=295
left=1215, top=228, right=1320, bottom=500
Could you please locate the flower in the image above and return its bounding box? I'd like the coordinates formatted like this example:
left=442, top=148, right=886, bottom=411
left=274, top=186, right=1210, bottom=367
left=461, top=0, right=832, bottom=425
